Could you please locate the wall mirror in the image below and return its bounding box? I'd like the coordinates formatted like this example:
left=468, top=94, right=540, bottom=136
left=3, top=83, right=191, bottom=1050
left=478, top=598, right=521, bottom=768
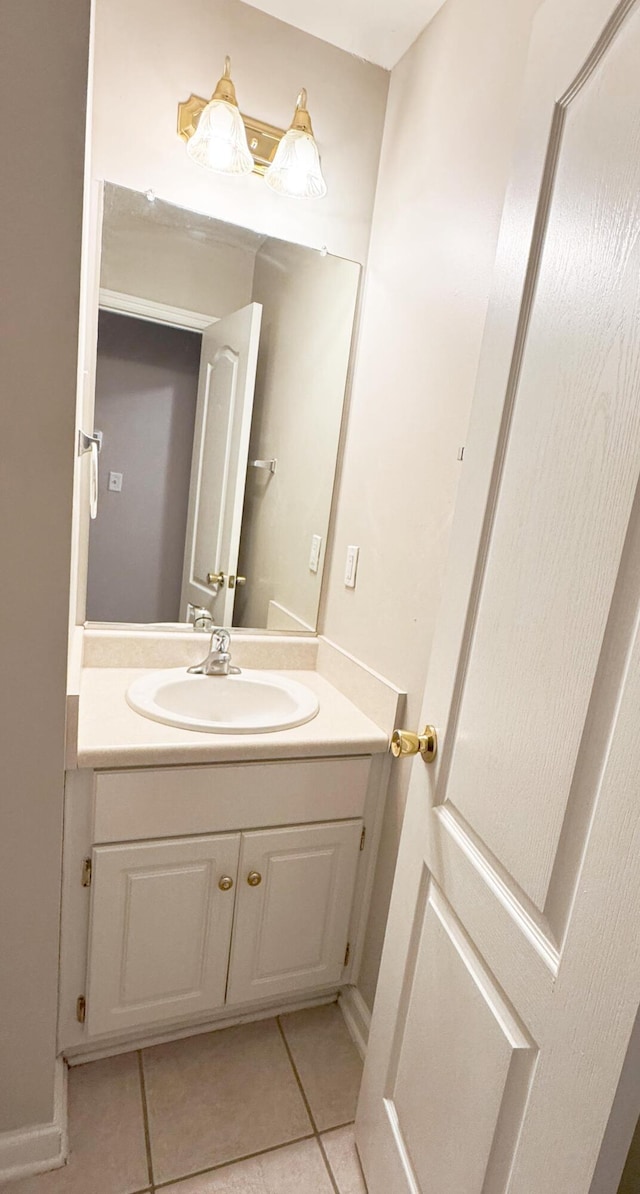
left=86, top=183, right=360, bottom=633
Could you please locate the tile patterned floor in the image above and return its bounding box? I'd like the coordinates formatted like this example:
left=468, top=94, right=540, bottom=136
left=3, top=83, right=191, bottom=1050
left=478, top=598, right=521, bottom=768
left=2, top=1004, right=368, bottom=1194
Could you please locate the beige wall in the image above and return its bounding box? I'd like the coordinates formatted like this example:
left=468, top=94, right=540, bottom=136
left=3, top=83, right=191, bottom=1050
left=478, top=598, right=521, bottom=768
left=236, top=240, right=359, bottom=630
left=0, top=0, right=90, bottom=1144
left=100, top=186, right=259, bottom=316
left=322, top=0, right=543, bottom=1009
left=92, top=0, right=388, bottom=264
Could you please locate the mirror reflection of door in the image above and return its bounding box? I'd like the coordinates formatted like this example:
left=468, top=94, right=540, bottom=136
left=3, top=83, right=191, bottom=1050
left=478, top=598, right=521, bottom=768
left=180, top=303, right=262, bottom=625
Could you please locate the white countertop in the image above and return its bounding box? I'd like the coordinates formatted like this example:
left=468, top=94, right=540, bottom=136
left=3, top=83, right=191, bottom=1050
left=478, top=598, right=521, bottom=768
left=75, top=667, right=389, bottom=769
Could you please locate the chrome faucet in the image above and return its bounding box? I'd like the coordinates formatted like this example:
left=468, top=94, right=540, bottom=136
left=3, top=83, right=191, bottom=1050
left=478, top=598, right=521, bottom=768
left=187, top=604, right=214, bottom=632
left=187, top=628, right=241, bottom=676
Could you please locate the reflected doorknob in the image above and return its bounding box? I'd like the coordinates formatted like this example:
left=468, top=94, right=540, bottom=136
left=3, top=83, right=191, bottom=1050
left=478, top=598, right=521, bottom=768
left=207, top=571, right=225, bottom=587
left=391, top=725, right=437, bottom=763
left=228, top=575, right=246, bottom=589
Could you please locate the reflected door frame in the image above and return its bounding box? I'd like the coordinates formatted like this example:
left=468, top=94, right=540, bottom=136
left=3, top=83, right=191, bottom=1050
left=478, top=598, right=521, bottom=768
left=98, top=289, right=218, bottom=333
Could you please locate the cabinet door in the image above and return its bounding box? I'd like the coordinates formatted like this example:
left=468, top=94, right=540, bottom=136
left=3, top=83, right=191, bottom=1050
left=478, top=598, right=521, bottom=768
left=226, top=820, right=362, bottom=1006
left=85, top=834, right=240, bottom=1036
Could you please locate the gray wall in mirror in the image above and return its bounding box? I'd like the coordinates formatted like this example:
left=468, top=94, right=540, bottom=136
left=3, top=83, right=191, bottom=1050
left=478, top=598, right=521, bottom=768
left=87, top=312, right=200, bottom=622
left=87, top=184, right=360, bottom=632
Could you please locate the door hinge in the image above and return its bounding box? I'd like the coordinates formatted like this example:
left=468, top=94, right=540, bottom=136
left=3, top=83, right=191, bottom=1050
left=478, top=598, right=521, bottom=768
left=344, top=942, right=350, bottom=968
left=76, top=996, right=86, bottom=1024
left=360, top=827, right=366, bottom=851
left=81, top=858, right=92, bottom=887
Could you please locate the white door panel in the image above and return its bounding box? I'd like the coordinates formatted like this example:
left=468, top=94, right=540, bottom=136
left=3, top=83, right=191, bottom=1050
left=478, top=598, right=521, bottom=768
left=388, top=883, right=533, bottom=1194
left=358, top=1, right=640, bottom=1190
left=445, top=12, right=640, bottom=907
left=85, top=834, right=240, bottom=1036
left=181, top=303, right=261, bottom=624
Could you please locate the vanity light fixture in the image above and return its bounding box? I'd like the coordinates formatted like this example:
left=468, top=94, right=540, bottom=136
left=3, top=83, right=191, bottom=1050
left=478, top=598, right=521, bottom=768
left=264, top=90, right=327, bottom=200
left=184, top=57, right=253, bottom=175
left=177, top=67, right=327, bottom=198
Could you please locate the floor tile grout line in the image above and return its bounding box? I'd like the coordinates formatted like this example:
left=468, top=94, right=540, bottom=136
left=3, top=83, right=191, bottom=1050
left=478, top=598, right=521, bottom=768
left=276, top=1015, right=318, bottom=1134
left=316, top=1131, right=342, bottom=1194
left=132, top=1015, right=355, bottom=1193
left=152, top=1132, right=317, bottom=1189
left=320, top=1124, right=370, bottom=1194
left=319, top=1123, right=370, bottom=1194
left=137, top=1048, right=155, bottom=1192
left=276, top=1016, right=341, bottom=1194
left=320, top=1118, right=357, bottom=1134
left=353, top=1136, right=370, bottom=1194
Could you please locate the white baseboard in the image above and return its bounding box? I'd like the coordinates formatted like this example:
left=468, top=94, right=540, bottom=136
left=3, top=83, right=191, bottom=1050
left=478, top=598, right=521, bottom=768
left=339, top=985, right=372, bottom=1062
left=0, top=1058, right=67, bottom=1184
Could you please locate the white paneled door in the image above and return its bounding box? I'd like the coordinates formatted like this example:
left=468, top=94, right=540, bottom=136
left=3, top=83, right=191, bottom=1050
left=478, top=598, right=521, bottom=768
left=180, top=302, right=262, bottom=624
left=357, top=0, right=640, bottom=1191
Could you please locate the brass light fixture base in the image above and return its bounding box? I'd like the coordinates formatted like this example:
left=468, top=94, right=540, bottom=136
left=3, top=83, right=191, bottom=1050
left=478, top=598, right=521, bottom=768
left=290, top=88, right=313, bottom=135
left=177, top=94, right=285, bottom=176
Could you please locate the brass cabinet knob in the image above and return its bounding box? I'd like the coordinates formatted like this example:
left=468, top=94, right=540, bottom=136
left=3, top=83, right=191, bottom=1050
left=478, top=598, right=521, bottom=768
left=207, top=571, right=225, bottom=587
left=218, top=876, right=234, bottom=891
left=247, top=871, right=262, bottom=886
left=391, top=725, right=437, bottom=763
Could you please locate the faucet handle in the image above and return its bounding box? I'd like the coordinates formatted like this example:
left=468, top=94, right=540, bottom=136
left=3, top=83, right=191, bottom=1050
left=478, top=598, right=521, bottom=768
left=188, top=605, right=213, bottom=631
left=212, top=627, right=230, bottom=651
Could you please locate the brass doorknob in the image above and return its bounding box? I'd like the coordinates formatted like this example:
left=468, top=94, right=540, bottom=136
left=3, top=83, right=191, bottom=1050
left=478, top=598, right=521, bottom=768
left=391, top=725, right=437, bottom=763
left=218, top=876, right=234, bottom=891
left=228, top=575, right=246, bottom=589
left=207, top=571, right=225, bottom=586
left=247, top=871, right=262, bottom=886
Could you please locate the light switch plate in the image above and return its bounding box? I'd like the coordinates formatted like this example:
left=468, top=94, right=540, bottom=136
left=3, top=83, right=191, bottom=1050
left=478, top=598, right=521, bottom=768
left=344, top=545, right=359, bottom=589
left=309, top=534, right=322, bottom=574
left=108, top=471, right=123, bottom=492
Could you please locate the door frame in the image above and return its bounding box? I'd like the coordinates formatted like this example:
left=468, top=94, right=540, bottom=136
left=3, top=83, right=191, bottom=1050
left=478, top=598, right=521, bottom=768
left=98, top=288, right=218, bottom=332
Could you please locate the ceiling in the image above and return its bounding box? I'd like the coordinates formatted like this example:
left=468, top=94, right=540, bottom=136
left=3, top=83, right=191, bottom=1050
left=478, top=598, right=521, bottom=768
left=239, top=0, right=447, bottom=70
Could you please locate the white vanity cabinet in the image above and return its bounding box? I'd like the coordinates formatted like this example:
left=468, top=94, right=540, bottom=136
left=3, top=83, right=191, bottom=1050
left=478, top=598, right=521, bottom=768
left=85, top=820, right=361, bottom=1038
left=59, top=753, right=386, bottom=1057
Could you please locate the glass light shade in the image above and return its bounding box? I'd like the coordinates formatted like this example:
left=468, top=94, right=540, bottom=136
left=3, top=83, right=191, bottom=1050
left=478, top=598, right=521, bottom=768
left=264, top=128, right=327, bottom=199
left=186, top=98, right=254, bottom=175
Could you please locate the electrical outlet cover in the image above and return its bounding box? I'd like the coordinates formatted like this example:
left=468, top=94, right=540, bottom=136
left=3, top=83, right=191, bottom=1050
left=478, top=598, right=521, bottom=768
left=309, top=534, right=322, bottom=573
left=345, top=545, right=359, bottom=588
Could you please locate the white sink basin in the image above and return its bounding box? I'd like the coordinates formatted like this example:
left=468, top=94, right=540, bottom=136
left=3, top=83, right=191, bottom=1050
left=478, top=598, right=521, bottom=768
left=126, top=668, right=320, bottom=734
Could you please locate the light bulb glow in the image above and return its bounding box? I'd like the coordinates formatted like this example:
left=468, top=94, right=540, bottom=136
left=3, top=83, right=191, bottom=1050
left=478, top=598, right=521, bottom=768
left=186, top=99, right=253, bottom=175
left=264, top=129, right=327, bottom=200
